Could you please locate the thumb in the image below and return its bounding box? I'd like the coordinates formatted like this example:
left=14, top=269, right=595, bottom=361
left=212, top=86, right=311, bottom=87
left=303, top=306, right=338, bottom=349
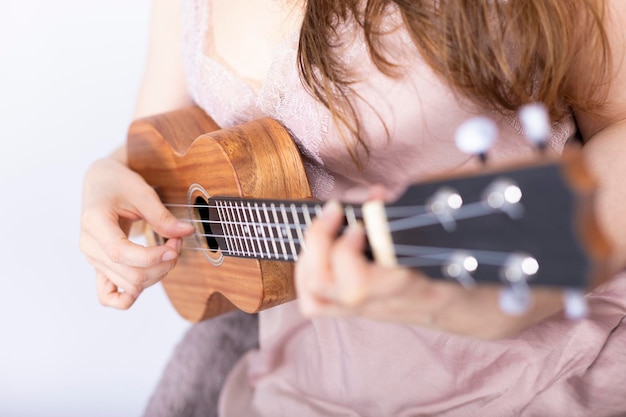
left=134, top=187, right=195, bottom=238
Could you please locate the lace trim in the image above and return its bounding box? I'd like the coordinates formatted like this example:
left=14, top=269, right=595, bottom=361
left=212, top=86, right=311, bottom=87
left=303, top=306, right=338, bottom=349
left=503, top=112, right=574, bottom=154
left=181, top=0, right=334, bottom=198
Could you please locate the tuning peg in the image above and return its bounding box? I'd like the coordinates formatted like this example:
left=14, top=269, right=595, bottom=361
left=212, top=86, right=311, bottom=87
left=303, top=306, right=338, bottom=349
left=501, top=253, right=539, bottom=283
left=499, top=282, right=532, bottom=315
left=482, top=178, right=524, bottom=219
left=455, top=117, right=498, bottom=163
left=497, top=253, right=538, bottom=315
left=519, top=103, right=550, bottom=151
left=563, top=289, right=588, bottom=320
left=442, top=252, right=478, bottom=289
left=427, top=187, right=463, bottom=231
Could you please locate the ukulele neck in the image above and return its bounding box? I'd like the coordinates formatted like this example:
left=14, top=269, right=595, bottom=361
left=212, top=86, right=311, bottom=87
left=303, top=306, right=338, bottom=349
left=197, top=197, right=366, bottom=262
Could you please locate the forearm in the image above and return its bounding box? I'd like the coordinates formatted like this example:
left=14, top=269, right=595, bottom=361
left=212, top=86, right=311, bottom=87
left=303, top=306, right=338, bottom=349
left=581, top=119, right=626, bottom=275
left=134, top=0, right=191, bottom=119
left=574, top=0, right=626, bottom=277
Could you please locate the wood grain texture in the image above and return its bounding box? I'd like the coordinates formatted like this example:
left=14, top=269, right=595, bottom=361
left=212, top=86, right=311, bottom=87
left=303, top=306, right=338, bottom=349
left=127, top=106, right=311, bottom=322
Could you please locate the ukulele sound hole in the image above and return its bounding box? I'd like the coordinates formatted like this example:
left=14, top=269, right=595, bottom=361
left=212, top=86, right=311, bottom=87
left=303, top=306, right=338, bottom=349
left=195, top=196, right=220, bottom=253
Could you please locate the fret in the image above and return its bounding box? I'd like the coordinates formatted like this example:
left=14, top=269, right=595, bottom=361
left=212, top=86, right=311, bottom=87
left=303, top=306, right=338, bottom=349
left=239, top=202, right=254, bottom=257
left=227, top=201, right=244, bottom=256
left=262, top=203, right=280, bottom=259
left=212, top=199, right=364, bottom=261
left=345, top=205, right=358, bottom=227
left=302, top=203, right=314, bottom=227
left=280, top=203, right=299, bottom=260
left=291, top=203, right=306, bottom=253
left=246, top=203, right=262, bottom=257
left=270, top=203, right=289, bottom=260
left=234, top=201, right=253, bottom=257
left=219, top=201, right=233, bottom=256
left=216, top=200, right=235, bottom=256
left=254, top=202, right=271, bottom=259
left=239, top=202, right=253, bottom=256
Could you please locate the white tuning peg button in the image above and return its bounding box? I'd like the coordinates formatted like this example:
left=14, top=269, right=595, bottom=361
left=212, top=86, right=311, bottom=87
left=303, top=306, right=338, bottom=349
left=519, top=103, right=550, bottom=149
left=428, top=187, right=463, bottom=231
left=442, top=252, right=478, bottom=289
left=499, top=283, right=532, bottom=316
left=564, top=289, right=588, bottom=320
left=483, top=178, right=524, bottom=219
left=455, top=116, right=498, bottom=163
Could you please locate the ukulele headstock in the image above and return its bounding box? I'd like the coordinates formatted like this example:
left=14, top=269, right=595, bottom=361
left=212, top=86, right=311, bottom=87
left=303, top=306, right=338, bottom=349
left=364, top=152, right=610, bottom=317
left=364, top=105, right=610, bottom=318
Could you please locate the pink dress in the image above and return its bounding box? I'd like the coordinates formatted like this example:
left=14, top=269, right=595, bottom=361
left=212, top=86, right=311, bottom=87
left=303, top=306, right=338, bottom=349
left=181, top=1, right=626, bottom=415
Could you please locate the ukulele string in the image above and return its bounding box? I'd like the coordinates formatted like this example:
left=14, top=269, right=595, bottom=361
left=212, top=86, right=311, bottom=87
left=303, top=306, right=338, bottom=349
left=168, top=203, right=500, bottom=237
left=163, top=202, right=330, bottom=214
left=180, top=244, right=299, bottom=261
left=393, top=245, right=515, bottom=266
left=178, top=233, right=518, bottom=268
left=387, top=201, right=498, bottom=232
left=164, top=201, right=506, bottom=235
left=164, top=201, right=523, bottom=268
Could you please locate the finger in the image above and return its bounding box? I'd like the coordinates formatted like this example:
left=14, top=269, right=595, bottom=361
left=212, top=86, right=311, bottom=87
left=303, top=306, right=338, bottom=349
left=90, top=258, right=144, bottom=297
left=300, top=200, right=344, bottom=278
left=295, top=201, right=344, bottom=315
left=94, top=212, right=181, bottom=267
left=296, top=200, right=344, bottom=282
left=305, top=200, right=344, bottom=252
left=103, top=257, right=176, bottom=290
left=82, top=204, right=178, bottom=267
left=366, top=184, right=388, bottom=201
left=329, top=223, right=415, bottom=306
left=125, top=184, right=194, bottom=238
left=96, top=271, right=137, bottom=310
left=87, top=242, right=178, bottom=291
left=327, top=223, right=370, bottom=305
left=164, top=237, right=183, bottom=253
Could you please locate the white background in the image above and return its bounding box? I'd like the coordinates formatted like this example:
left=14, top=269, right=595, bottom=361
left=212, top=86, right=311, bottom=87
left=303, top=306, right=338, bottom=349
left=0, top=1, right=190, bottom=416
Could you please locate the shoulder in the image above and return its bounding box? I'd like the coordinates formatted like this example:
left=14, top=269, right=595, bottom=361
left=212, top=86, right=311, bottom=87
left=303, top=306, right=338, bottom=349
left=574, top=0, right=626, bottom=138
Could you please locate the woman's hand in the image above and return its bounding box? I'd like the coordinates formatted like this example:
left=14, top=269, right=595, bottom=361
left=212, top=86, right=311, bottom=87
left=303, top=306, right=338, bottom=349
left=79, top=155, right=194, bottom=309
left=295, top=200, right=565, bottom=339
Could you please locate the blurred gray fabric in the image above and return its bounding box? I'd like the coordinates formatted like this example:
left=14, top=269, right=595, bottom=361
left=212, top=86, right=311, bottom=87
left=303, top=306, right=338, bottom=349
left=143, top=310, right=259, bottom=417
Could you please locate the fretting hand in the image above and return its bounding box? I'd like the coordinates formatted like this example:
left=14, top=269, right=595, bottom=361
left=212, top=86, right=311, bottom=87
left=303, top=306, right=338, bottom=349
left=295, top=200, right=566, bottom=339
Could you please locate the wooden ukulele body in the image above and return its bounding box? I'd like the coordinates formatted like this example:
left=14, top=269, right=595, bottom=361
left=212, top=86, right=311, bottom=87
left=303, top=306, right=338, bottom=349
left=128, top=106, right=310, bottom=322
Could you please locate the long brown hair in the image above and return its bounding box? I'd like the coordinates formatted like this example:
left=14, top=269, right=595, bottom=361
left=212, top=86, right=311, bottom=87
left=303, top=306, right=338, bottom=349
left=297, top=0, right=610, bottom=164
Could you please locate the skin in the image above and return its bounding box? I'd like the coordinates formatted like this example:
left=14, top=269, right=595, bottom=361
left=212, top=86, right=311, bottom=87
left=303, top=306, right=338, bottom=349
left=81, top=0, right=626, bottom=338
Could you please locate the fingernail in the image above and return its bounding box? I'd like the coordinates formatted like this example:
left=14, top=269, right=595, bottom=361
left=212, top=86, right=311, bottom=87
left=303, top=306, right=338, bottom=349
left=177, top=221, right=193, bottom=230
left=162, top=250, right=177, bottom=262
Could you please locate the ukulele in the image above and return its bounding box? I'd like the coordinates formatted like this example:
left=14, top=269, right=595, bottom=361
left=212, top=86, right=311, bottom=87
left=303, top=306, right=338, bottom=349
left=127, top=106, right=610, bottom=322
